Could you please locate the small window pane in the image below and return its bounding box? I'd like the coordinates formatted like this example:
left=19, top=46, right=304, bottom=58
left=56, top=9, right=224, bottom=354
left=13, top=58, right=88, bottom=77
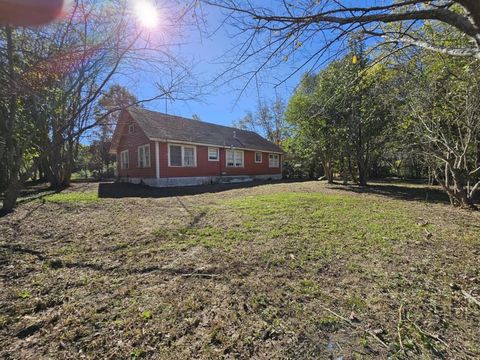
left=120, top=150, right=129, bottom=169
left=138, top=145, right=150, bottom=168
left=227, top=150, right=243, bottom=167
left=269, top=154, right=279, bottom=167
left=208, top=147, right=219, bottom=160
left=138, top=147, right=143, bottom=167
left=234, top=151, right=243, bottom=166
left=255, top=152, right=262, bottom=163
left=183, top=147, right=195, bottom=166
left=226, top=150, right=234, bottom=166
left=144, top=145, right=150, bottom=167
left=170, top=145, right=182, bottom=166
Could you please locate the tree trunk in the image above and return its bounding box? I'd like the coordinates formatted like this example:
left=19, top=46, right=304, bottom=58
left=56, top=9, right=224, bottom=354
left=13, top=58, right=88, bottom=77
left=357, top=157, right=368, bottom=186
left=348, top=155, right=357, bottom=183
left=435, top=165, right=476, bottom=209
left=320, top=154, right=334, bottom=183
left=451, top=168, right=475, bottom=209
left=46, top=143, right=73, bottom=189
left=1, top=176, right=20, bottom=215
left=1, top=25, right=21, bottom=215
left=325, top=161, right=334, bottom=183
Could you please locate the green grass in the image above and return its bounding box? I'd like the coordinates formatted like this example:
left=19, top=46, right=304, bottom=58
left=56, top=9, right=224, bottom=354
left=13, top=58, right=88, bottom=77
left=17, top=290, right=31, bottom=299
left=70, top=171, right=92, bottom=180
left=153, top=192, right=423, bottom=260
left=44, top=191, right=99, bottom=203
left=3, top=182, right=479, bottom=359
left=141, top=310, right=153, bottom=320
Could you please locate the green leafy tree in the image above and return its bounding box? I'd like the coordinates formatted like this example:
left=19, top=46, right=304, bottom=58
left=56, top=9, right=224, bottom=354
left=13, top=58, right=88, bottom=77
left=286, top=37, right=399, bottom=185
left=285, top=73, right=338, bottom=183
left=1, top=0, right=191, bottom=214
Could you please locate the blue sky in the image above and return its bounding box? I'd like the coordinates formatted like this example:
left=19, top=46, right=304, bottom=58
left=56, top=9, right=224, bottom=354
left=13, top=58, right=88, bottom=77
left=118, top=1, right=346, bottom=128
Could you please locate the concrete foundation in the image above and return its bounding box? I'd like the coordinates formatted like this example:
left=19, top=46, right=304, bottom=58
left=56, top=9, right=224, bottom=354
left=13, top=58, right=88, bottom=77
left=119, top=174, right=282, bottom=187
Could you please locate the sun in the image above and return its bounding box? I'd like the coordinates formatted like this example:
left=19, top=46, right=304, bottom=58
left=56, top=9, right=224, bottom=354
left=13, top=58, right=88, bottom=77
left=134, top=0, right=159, bottom=29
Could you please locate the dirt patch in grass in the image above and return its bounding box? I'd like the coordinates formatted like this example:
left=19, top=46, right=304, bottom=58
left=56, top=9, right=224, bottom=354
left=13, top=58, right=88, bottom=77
left=0, top=181, right=479, bottom=359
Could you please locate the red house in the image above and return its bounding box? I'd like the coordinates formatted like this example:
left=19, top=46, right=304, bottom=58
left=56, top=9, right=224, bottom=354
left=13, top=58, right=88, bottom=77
left=109, top=108, right=284, bottom=187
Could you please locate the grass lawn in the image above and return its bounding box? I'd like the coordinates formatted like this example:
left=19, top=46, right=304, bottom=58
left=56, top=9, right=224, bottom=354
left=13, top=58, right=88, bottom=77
left=0, top=181, right=479, bottom=359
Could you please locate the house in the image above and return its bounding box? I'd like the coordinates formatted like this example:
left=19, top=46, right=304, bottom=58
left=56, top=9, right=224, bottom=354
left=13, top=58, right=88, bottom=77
left=109, top=107, right=284, bottom=187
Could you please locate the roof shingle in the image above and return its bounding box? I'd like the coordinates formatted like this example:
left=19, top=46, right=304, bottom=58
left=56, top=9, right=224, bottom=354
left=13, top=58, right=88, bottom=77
left=127, top=107, right=283, bottom=153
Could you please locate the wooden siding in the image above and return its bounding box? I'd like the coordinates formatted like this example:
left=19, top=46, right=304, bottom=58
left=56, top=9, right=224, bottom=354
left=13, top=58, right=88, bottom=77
left=116, top=112, right=282, bottom=179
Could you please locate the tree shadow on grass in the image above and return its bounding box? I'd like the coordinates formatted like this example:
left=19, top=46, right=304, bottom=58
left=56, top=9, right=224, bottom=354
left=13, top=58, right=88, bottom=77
left=330, top=181, right=451, bottom=205
left=0, top=244, right=46, bottom=260
left=0, top=243, right=225, bottom=279
left=0, top=181, right=55, bottom=215
left=98, top=179, right=308, bottom=199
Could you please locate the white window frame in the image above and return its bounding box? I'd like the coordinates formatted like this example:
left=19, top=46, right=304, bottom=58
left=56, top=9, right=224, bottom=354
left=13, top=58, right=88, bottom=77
left=128, top=124, right=135, bottom=133
left=255, top=152, right=262, bottom=163
left=226, top=149, right=244, bottom=167
left=137, top=144, right=151, bottom=168
left=269, top=153, right=280, bottom=168
left=120, top=150, right=129, bottom=169
left=168, top=144, right=197, bottom=167
left=208, top=147, right=219, bottom=161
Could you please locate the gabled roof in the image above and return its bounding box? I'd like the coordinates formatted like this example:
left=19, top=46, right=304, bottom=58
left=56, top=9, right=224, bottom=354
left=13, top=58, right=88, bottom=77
left=111, top=107, right=284, bottom=153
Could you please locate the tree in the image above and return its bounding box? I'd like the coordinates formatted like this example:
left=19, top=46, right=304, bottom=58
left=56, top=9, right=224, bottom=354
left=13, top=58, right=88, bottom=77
left=0, top=0, right=193, bottom=214
left=93, top=85, right=139, bottom=178
left=266, top=98, right=287, bottom=146
left=405, top=52, right=480, bottom=208
left=285, top=73, right=337, bottom=183
left=285, top=36, right=398, bottom=186
left=205, top=0, right=480, bottom=92
left=206, top=0, right=480, bottom=67
left=233, top=111, right=255, bottom=131
left=234, top=98, right=288, bottom=145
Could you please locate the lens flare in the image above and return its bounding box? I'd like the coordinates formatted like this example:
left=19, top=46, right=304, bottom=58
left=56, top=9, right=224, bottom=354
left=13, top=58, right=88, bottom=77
left=134, top=1, right=159, bottom=29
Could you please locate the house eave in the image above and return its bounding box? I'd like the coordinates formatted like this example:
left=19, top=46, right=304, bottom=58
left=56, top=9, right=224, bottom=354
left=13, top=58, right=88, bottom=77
left=149, top=137, right=284, bottom=154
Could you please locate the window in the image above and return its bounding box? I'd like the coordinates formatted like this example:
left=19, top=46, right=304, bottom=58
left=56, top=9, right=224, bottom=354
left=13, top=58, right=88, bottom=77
left=169, top=145, right=182, bottom=166
left=168, top=144, right=196, bottom=167
left=183, top=146, right=195, bottom=166
left=137, top=144, right=151, bottom=168
left=120, top=150, right=129, bottom=169
left=269, top=154, right=280, bottom=168
left=255, top=152, right=262, bottom=163
left=128, top=124, right=135, bottom=133
left=226, top=149, right=244, bottom=167
left=208, top=147, right=219, bottom=161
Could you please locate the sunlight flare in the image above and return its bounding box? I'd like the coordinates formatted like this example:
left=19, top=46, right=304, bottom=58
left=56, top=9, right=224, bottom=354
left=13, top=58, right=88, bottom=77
left=134, top=0, right=159, bottom=29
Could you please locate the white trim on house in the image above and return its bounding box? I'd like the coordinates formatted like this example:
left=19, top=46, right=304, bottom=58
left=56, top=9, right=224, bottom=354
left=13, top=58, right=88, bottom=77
left=137, top=144, right=151, bottom=168
left=269, top=153, right=280, bottom=168
left=226, top=149, right=244, bottom=167
left=168, top=143, right=197, bottom=167
left=120, top=149, right=129, bottom=169
left=208, top=147, right=219, bottom=161
left=255, top=151, right=262, bottom=163
left=155, top=141, right=160, bottom=179
left=150, top=138, right=283, bottom=154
